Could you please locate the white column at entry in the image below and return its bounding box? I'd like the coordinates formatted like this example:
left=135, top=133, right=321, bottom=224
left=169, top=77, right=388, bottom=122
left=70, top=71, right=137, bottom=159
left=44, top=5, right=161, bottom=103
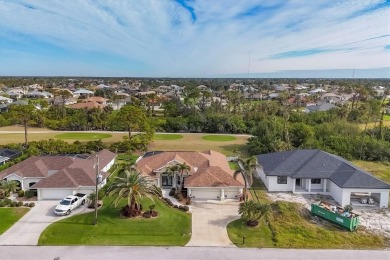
left=220, top=189, right=225, bottom=201
left=323, top=179, right=327, bottom=192
left=307, top=179, right=311, bottom=192
left=292, top=179, right=296, bottom=193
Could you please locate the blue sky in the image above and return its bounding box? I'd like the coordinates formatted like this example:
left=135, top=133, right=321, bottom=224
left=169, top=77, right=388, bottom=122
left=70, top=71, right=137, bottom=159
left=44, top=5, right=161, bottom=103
left=0, top=0, right=389, bottom=78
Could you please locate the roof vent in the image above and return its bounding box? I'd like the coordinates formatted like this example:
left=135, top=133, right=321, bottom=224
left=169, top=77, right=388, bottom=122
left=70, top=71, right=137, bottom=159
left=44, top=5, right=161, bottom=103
left=322, top=163, right=326, bottom=166
left=194, top=167, right=198, bottom=172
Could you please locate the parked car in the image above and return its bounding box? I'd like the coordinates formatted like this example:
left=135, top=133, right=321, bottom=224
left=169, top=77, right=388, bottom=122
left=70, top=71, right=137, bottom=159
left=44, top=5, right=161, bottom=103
left=54, top=193, right=87, bottom=216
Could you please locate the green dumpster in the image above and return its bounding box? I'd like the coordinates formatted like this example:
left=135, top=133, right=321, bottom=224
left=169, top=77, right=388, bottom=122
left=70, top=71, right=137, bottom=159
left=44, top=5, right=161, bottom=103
left=311, top=201, right=359, bottom=231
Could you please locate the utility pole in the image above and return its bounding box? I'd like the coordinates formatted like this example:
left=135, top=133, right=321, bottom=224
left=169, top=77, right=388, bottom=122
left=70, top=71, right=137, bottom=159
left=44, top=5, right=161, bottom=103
left=94, top=155, right=100, bottom=225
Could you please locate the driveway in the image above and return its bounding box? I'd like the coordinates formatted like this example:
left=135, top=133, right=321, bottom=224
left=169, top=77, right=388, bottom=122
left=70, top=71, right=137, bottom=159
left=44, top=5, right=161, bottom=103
left=0, top=200, right=89, bottom=245
left=186, top=200, right=240, bottom=247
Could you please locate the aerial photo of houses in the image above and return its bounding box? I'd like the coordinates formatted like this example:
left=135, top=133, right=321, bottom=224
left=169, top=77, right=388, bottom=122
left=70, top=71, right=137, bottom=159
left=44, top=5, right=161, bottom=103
left=0, top=1, right=389, bottom=260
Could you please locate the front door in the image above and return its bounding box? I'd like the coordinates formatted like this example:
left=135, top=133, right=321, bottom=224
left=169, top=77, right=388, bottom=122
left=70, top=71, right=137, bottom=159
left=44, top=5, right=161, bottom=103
left=162, top=175, right=173, bottom=187
left=295, top=179, right=301, bottom=187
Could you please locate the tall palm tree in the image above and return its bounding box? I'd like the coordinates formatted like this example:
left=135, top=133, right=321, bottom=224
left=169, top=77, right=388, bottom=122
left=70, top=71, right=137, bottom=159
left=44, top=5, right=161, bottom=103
left=234, top=156, right=258, bottom=201
left=176, top=163, right=191, bottom=191
left=107, top=168, right=157, bottom=217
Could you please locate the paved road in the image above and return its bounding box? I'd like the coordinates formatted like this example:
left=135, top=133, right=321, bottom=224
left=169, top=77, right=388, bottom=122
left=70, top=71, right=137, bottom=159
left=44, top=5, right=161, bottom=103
left=0, top=200, right=90, bottom=245
left=0, top=246, right=389, bottom=260
left=186, top=200, right=239, bottom=247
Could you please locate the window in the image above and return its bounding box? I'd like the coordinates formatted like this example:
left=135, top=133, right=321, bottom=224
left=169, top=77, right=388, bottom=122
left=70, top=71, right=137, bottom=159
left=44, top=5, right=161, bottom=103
left=311, top=179, right=321, bottom=184
left=277, top=176, right=287, bottom=184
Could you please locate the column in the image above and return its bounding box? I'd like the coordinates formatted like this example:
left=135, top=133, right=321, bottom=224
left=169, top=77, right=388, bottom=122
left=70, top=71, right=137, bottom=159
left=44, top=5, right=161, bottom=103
left=220, top=189, right=225, bottom=201
left=307, top=179, right=311, bottom=192
left=188, top=188, right=192, bottom=198
left=292, top=179, right=296, bottom=193
left=323, top=179, right=327, bottom=193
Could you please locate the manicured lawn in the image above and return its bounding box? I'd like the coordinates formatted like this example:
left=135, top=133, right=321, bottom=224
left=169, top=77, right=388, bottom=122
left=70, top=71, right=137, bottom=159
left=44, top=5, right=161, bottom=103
left=0, top=208, right=30, bottom=235
left=55, top=133, right=112, bottom=140
left=202, top=135, right=236, bottom=141
left=227, top=201, right=385, bottom=249
left=115, top=154, right=140, bottom=164
left=383, top=114, right=390, bottom=121
left=227, top=219, right=274, bottom=248
left=153, top=134, right=183, bottom=140
left=38, top=197, right=191, bottom=246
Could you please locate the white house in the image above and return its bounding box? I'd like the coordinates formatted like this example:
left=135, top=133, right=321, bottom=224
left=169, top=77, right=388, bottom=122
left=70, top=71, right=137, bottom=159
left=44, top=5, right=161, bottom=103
left=256, top=149, right=390, bottom=208
left=136, top=150, right=244, bottom=201
left=0, top=150, right=116, bottom=200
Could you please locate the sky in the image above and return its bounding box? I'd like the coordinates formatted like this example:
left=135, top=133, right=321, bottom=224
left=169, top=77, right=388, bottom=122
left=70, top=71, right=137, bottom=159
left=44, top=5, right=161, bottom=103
left=0, top=0, right=389, bottom=78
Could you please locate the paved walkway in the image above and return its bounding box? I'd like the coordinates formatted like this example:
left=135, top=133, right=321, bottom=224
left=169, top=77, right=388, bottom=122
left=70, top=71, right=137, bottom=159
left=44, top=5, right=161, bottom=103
left=186, top=200, right=239, bottom=247
left=0, top=200, right=89, bottom=245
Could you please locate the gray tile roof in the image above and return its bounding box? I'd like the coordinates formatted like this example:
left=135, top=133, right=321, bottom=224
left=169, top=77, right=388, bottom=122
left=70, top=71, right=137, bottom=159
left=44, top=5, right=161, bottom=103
left=256, top=149, right=390, bottom=189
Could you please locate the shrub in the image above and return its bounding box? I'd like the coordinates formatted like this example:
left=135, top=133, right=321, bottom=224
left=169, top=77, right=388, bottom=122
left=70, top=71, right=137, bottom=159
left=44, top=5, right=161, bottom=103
left=164, top=198, right=174, bottom=206
left=10, top=201, right=17, bottom=207
left=174, top=205, right=178, bottom=208
left=18, top=190, right=25, bottom=197
left=0, top=189, right=7, bottom=199
left=0, top=202, right=5, bottom=207
left=24, top=203, right=29, bottom=207
left=4, top=198, right=12, bottom=205
left=169, top=188, right=176, bottom=197
left=17, top=201, right=23, bottom=207
left=28, top=202, right=35, bottom=207
left=142, top=212, right=151, bottom=218
left=178, top=205, right=184, bottom=209
left=25, top=190, right=35, bottom=198
left=154, top=186, right=163, bottom=197
left=182, top=205, right=190, bottom=212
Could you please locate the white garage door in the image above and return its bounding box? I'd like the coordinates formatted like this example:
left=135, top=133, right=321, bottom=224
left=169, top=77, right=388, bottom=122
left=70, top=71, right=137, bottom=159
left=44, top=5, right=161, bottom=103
left=77, top=189, right=94, bottom=196
left=40, top=189, right=73, bottom=200
left=190, top=188, right=220, bottom=200
left=225, top=189, right=240, bottom=199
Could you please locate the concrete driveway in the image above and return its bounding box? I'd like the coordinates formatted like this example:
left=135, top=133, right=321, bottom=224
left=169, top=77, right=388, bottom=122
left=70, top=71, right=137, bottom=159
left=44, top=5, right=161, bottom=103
left=0, top=200, right=89, bottom=245
left=186, top=200, right=240, bottom=247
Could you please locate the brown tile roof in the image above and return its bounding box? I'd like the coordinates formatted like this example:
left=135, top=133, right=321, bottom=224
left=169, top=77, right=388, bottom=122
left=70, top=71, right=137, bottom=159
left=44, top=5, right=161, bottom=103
left=136, top=150, right=244, bottom=188
left=0, top=149, right=116, bottom=189
left=67, top=102, right=104, bottom=109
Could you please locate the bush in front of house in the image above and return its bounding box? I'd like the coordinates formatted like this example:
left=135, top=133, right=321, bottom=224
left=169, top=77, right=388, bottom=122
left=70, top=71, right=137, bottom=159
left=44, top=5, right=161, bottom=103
left=0, top=201, right=5, bottom=207
left=17, top=201, right=23, bottom=207
left=10, top=201, right=17, bottom=207
left=28, top=202, right=35, bottom=207
left=25, top=190, right=35, bottom=198
left=18, top=190, right=25, bottom=197
left=4, top=198, right=12, bottom=206
left=24, top=203, right=29, bottom=207
left=182, top=205, right=190, bottom=212
left=169, top=188, right=176, bottom=196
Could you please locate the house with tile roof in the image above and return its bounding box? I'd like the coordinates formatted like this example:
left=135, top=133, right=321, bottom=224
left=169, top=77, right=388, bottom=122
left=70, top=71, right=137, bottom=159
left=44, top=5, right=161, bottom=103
left=0, top=149, right=116, bottom=200
left=136, top=150, right=244, bottom=200
left=256, top=149, right=390, bottom=208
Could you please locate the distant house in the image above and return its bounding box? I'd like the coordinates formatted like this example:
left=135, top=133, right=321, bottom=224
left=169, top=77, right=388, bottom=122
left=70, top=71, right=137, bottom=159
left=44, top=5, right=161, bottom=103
left=0, top=148, right=21, bottom=165
left=24, top=91, right=53, bottom=99
left=0, top=150, right=116, bottom=200
left=305, top=102, right=337, bottom=113
left=73, top=89, right=94, bottom=98
left=256, top=149, right=390, bottom=208
left=68, top=96, right=109, bottom=110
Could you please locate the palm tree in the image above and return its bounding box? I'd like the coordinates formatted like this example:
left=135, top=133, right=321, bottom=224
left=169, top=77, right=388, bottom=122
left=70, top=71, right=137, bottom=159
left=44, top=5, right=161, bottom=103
left=238, top=200, right=270, bottom=227
left=107, top=168, right=157, bottom=217
left=0, top=180, right=18, bottom=193
left=234, top=156, right=258, bottom=201
left=176, top=163, right=191, bottom=191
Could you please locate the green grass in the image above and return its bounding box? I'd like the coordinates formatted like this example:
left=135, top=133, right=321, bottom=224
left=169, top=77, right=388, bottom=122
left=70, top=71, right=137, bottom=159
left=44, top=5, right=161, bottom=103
left=55, top=133, right=112, bottom=140
left=249, top=177, right=271, bottom=203
left=153, top=134, right=183, bottom=140
left=383, top=114, right=390, bottom=121
left=115, top=154, right=140, bottom=165
left=227, top=201, right=385, bottom=249
left=38, top=196, right=191, bottom=246
left=202, top=135, right=236, bottom=141
left=0, top=208, right=30, bottom=235
left=227, top=219, right=274, bottom=248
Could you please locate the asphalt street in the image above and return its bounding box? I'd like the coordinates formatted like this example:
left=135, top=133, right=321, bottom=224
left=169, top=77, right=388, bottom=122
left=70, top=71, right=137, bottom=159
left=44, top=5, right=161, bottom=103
left=1, top=246, right=389, bottom=260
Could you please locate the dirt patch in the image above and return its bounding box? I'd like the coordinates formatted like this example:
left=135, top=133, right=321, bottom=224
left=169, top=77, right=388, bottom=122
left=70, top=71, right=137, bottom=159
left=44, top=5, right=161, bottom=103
left=267, top=192, right=390, bottom=238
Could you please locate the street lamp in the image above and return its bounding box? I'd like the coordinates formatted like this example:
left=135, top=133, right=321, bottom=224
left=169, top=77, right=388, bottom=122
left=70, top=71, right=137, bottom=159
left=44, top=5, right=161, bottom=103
left=94, top=155, right=103, bottom=225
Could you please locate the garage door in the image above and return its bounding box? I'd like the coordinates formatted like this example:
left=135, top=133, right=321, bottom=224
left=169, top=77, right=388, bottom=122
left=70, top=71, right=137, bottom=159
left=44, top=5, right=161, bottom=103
left=225, top=189, right=240, bottom=199
left=77, top=189, right=94, bottom=196
left=40, top=189, right=73, bottom=200
left=190, top=188, right=220, bottom=200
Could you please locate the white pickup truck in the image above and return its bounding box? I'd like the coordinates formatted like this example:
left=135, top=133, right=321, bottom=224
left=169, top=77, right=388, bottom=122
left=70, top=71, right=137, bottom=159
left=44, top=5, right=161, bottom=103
left=54, top=193, right=87, bottom=216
